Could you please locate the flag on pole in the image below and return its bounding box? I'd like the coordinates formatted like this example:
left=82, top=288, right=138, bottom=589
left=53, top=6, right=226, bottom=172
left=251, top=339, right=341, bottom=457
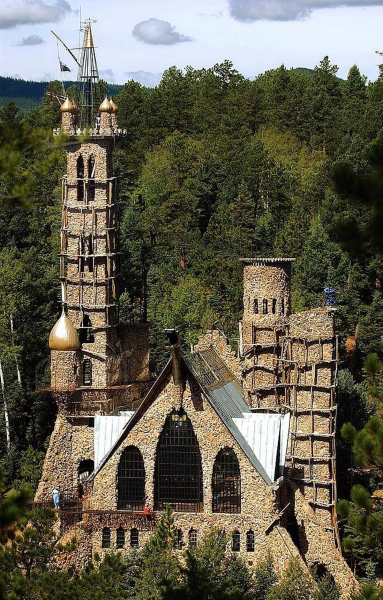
left=60, top=60, right=71, bottom=72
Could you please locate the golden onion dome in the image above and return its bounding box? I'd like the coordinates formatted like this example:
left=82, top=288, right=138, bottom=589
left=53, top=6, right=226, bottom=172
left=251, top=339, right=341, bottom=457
left=60, top=97, right=74, bottom=113
left=49, top=312, right=80, bottom=351
left=110, top=98, right=118, bottom=113
left=99, top=96, right=113, bottom=113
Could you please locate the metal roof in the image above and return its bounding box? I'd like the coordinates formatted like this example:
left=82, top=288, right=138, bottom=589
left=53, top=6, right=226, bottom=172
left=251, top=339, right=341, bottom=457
left=184, top=348, right=290, bottom=486
left=94, top=413, right=134, bottom=469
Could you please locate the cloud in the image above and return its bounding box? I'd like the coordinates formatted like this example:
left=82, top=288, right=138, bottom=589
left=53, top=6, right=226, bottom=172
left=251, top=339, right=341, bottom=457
left=124, top=70, right=162, bottom=88
left=16, top=34, right=45, bottom=46
left=228, top=0, right=383, bottom=21
left=132, top=18, right=192, bottom=45
left=0, top=0, right=72, bottom=29
left=100, top=69, right=115, bottom=82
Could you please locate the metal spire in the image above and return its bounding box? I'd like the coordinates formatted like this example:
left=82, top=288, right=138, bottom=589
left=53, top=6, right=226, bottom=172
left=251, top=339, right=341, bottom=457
left=77, top=19, right=99, bottom=128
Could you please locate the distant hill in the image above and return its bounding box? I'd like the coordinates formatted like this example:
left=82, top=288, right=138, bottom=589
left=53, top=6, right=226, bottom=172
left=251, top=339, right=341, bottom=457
left=0, top=76, right=123, bottom=112
left=292, top=67, right=315, bottom=77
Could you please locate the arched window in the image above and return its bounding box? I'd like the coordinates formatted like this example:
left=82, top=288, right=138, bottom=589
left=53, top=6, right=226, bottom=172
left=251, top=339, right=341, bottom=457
left=246, top=530, right=255, bottom=552
left=130, top=528, right=139, bottom=548
left=82, top=359, right=92, bottom=386
left=253, top=299, right=258, bottom=314
left=272, top=299, right=277, bottom=314
left=78, top=459, right=94, bottom=498
left=80, top=315, right=94, bottom=344
left=102, top=527, right=111, bottom=548
left=116, top=528, right=125, bottom=549
left=88, top=155, right=95, bottom=201
left=189, top=528, right=197, bottom=548
left=154, top=410, right=203, bottom=512
left=263, top=299, right=268, bottom=314
left=77, top=155, right=84, bottom=202
left=232, top=530, right=240, bottom=552
left=212, top=448, right=241, bottom=513
left=117, top=446, right=145, bottom=511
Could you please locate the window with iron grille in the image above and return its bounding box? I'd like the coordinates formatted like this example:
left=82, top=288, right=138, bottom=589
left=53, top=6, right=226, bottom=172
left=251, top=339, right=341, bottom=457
left=232, top=530, right=240, bottom=552
left=212, top=448, right=241, bottom=513
left=82, top=359, right=92, bottom=386
left=130, top=528, right=139, bottom=548
left=154, top=410, right=203, bottom=512
left=102, top=527, right=111, bottom=548
left=189, top=528, right=197, bottom=547
left=246, top=530, right=255, bottom=552
left=116, top=528, right=125, bottom=549
left=117, top=446, right=145, bottom=511
left=174, top=529, right=183, bottom=550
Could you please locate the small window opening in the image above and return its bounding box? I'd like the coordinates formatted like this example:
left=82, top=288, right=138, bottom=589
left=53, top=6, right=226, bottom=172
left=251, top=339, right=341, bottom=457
left=80, top=315, right=94, bottom=344
left=281, top=298, right=285, bottom=314
left=116, top=528, right=125, bottom=549
left=263, top=299, right=268, bottom=314
left=174, top=529, right=183, bottom=550
left=88, top=155, right=96, bottom=202
left=246, top=530, right=255, bottom=552
left=82, top=359, right=92, bottom=386
left=77, top=155, right=84, bottom=202
left=102, top=527, right=111, bottom=548
left=189, top=528, right=197, bottom=548
left=253, top=299, right=258, bottom=314
left=232, top=530, right=240, bottom=552
left=130, top=528, right=139, bottom=548
left=272, top=299, right=277, bottom=314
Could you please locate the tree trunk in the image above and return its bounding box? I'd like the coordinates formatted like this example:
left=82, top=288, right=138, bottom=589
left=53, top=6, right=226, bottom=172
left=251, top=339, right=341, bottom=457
left=0, top=356, right=11, bottom=449
left=10, top=315, right=22, bottom=385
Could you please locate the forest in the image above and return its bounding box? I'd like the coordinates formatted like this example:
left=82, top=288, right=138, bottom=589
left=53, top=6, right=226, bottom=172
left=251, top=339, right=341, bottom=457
left=1, top=56, right=383, bottom=598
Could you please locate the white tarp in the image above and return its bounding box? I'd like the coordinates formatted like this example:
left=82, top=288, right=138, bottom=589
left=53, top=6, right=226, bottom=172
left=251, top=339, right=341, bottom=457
left=94, top=413, right=134, bottom=469
left=233, top=412, right=290, bottom=482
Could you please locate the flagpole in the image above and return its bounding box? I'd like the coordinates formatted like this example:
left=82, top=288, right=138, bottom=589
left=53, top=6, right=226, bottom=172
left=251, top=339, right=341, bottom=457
left=56, top=39, right=66, bottom=98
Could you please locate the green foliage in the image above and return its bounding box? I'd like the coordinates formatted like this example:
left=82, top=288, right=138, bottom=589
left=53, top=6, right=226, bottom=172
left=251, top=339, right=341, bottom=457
left=253, top=552, right=277, bottom=600
left=266, top=557, right=313, bottom=600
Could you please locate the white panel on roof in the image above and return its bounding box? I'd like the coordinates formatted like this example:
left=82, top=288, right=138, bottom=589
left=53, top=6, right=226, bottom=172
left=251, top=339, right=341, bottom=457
left=94, top=413, right=134, bottom=469
left=233, top=412, right=290, bottom=482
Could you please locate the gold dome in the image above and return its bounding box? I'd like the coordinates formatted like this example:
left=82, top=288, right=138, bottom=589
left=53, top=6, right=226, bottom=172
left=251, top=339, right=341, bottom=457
left=99, top=96, right=112, bottom=113
left=49, top=312, right=80, bottom=351
left=60, top=97, right=74, bottom=113
left=110, top=98, right=118, bottom=113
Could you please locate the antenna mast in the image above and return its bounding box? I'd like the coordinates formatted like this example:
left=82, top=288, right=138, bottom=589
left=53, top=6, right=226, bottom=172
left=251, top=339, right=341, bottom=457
left=77, top=18, right=99, bottom=128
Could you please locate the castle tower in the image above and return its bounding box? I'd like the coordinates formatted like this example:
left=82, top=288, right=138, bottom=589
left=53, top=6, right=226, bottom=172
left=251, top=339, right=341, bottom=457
left=240, top=258, right=339, bottom=534
left=49, top=22, right=149, bottom=415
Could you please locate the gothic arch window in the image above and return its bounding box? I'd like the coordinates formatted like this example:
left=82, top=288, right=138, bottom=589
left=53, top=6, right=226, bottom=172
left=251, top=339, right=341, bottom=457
left=117, top=446, right=145, bottom=511
left=77, top=155, right=84, bottom=202
left=174, top=529, right=183, bottom=550
left=116, top=527, right=125, bottom=549
left=82, top=359, right=92, bottom=386
left=78, top=459, right=94, bottom=498
left=263, top=299, right=268, bottom=314
left=212, top=448, right=241, bottom=514
left=154, top=410, right=203, bottom=512
left=232, top=530, right=240, bottom=552
left=88, top=155, right=95, bottom=201
left=102, top=527, right=111, bottom=548
left=246, top=530, right=255, bottom=552
left=130, top=528, right=139, bottom=548
left=80, top=314, right=94, bottom=344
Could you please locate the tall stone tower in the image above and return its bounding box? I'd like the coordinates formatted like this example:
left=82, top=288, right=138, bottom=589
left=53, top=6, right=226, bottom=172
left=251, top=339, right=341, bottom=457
left=240, top=258, right=339, bottom=536
left=36, top=22, right=149, bottom=501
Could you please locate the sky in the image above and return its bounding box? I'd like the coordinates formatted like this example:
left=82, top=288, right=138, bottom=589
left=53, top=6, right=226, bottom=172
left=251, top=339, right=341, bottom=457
left=1, top=0, right=383, bottom=87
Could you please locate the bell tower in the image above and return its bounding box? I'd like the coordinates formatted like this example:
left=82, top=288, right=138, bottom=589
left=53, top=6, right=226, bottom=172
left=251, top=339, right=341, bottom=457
left=48, top=22, right=149, bottom=415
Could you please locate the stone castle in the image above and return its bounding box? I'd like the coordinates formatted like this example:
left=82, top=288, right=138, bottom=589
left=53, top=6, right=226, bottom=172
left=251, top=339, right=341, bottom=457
left=35, top=22, right=355, bottom=597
